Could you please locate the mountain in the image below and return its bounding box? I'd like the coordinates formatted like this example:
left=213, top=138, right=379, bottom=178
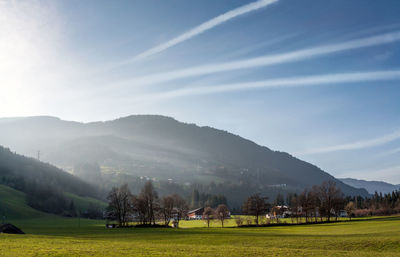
left=340, top=178, right=400, bottom=195
left=0, top=115, right=369, bottom=206
left=0, top=145, right=103, bottom=215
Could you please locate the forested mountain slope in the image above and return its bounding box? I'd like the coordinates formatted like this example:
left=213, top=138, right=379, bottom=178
left=0, top=115, right=369, bottom=206
left=340, top=178, right=400, bottom=194
left=0, top=146, right=102, bottom=215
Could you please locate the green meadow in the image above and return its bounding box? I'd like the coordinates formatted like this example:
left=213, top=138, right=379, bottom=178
left=0, top=216, right=399, bottom=256
left=1, top=184, right=400, bottom=256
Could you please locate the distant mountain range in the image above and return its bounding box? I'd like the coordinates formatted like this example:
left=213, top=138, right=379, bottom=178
left=0, top=115, right=368, bottom=206
left=340, top=178, right=400, bottom=195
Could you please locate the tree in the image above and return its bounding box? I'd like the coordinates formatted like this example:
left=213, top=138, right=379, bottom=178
left=318, top=181, right=344, bottom=222
left=310, top=185, right=321, bottom=223
left=159, top=195, right=174, bottom=226
left=274, top=193, right=285, bottom=206
left=84, top=203, right=104, bottom=220
left=290, top=193, right=301, bottom=224
left=242, top=194, right=269, bottom=226
left=215, top=204, right=229, bottom=227
left=139, top=181, right=159, bottom=225
left=133, top=195, right=147, bottom=225
left=190, top=189, right=200, bottom=208
left=68, top=200, right=77, bottom=217
left=395, top=199, right=400, bottom=213
left=345, top=201, right=355, bottom=220
left=299, top=189, right=317, bottom=223
left=172, top=194, right=188, bottom=228
left=202, top=207, right=214, bottom=228
left=234, top=216, right=244, bottom=226
left=106, top=184, right=133, bottom=227
left=286, top=193, right=295, bottom=207
left=333, top=194, right=345, bottom=221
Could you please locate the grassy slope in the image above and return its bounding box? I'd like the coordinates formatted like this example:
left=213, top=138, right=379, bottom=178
left=0, top=185, right=46, bottom=220
left=0, top=216, right=399, bottom=256
left=64, top=192, right=107, bottom=212
left=0, top=184, right=105, bottom=221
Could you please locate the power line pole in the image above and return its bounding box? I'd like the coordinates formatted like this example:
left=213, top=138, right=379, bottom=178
left=37, top=150, right=40, bottom=161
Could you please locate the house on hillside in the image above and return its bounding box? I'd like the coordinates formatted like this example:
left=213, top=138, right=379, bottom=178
left=187, top=207, right=204, bottom=220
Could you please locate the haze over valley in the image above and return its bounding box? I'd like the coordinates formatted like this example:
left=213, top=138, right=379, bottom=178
left=0, top=115, right=369, bottom=207
left=1, top=1, right=400, bottom=256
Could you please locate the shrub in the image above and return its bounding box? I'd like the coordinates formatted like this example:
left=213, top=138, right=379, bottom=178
left=234, top=216, right=244, bottom=226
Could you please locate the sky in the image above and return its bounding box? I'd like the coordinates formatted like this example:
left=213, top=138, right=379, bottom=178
left=1, top=0, right=400, bottom=183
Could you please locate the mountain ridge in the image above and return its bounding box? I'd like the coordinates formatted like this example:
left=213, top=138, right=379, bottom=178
left=0, top=115, right=369, bottom=205
left=340, top=178, right=400, bottom=194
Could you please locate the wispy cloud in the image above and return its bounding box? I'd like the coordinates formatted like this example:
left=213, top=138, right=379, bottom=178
left=113, top=31, right=400, bottom=87
left=378, top=147, right=400, bottom=157
left=303, top=129, right=400, bottom=155
left=146, top=70, right=400, bottom=100
left=119, top=0, right=278, bottom=64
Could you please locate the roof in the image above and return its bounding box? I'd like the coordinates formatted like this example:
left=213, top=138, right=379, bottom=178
left=188, top=207, right=204, bottom=214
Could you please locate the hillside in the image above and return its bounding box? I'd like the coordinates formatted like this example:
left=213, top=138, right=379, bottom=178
left=0, top=115, right=369, bottom=206
left=0, top=184, right=105, bottom=222
left=0, top=145, right=104, bottom=215
left=0, top=184, right=45, bottom=220
left=340, top=178, right=400, bottom=194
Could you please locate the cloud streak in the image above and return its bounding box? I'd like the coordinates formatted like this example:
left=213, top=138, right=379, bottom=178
left=120, top=0, right=278, bottom=64
left=377, top=147, right=400, bottom=157
left=114, top=31, right=400, bottom=87
left=149, top=69, right=400, bottom=100
left=303, top=129, right=400, bottom=155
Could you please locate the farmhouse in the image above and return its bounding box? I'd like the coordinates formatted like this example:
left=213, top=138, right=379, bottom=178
left=187, top=207, right=204, bottom=220
left=270, top=205, right=291, bottom=218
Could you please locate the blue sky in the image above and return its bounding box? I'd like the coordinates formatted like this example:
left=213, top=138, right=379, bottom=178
left=1, top=0, right=400, bottom=182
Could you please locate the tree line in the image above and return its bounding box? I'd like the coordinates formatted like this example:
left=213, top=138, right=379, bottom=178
left=106, top=181, right=188, bottom=227
left=239, top=181, right=400, bottom=226
left=344, top=190, right=400, bottom=217
left=106, top=180, right=400, bottom=228
left=287, top=182, right=400, bottom=221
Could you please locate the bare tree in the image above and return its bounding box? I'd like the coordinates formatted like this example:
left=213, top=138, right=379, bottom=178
left=345, top=201, right=355, bottom=221
left=172, top=194, right=188, bottom=228
left=318, top=181, right=343, bottom=222
left=333, top=194, right=345, bottom=221
left=133, top=195, right=146, bottom=225
left=215, top=204, right=229, bottom=227
left=234, top=216, right=244, bottom=226
left=298, top=190, right=309, bottom=223
left=159, top=195, right=174, bottom=226
left=106, top=184, right=133, bottom=227
left=310, top=185, right=321, bottom=223
left=139, top=181, right=159, bottom=225
left=290, top=194, right=301, bottom=224
left=202, top=207, right=214, bottom=228
left=299, top=189, right=318, bottom=223
left=242, top=194, right=269, bottom=226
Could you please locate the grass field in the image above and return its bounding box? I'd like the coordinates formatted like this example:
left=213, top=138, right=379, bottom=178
left=0, top=216, right=399, bottom=256
left=1, top=184, right=400, bottom=256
